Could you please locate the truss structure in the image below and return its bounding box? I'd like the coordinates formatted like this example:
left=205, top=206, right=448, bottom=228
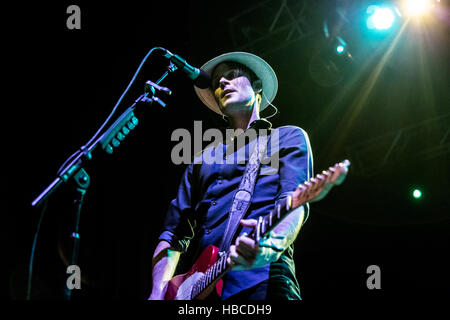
left=228, top=0, right=312, bottom=56
left=346, top=113, right=450, bottom=177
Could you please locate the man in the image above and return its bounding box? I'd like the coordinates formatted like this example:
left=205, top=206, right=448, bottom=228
left=149, top=52, right=313, bottom=300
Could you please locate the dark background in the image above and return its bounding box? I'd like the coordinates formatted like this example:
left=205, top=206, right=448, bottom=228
left=5, top=0, right=449, bottom=302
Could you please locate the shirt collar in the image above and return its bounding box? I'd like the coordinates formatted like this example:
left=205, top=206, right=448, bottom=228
left=248, top=118, right=272, bottom=131
left=223, top=118, right=272, bottom=144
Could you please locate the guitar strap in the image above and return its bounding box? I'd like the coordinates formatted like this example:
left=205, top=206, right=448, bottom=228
left=218, top=132, right=268, bottom=253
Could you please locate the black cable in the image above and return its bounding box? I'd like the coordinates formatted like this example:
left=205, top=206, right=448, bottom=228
left=262, top=92, right=279, bottom=119
left=57, top=46, right=166, bottom=174
left=26, top=200, right=48, bottom=300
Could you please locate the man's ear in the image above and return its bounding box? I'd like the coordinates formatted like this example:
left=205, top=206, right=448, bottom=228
left=256, top=93, right=262, bottom=106
left=252, top=79, right=263, bottom=94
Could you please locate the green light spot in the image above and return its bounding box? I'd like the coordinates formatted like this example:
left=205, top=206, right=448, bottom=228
left=412, top=189, right=422, bottom=199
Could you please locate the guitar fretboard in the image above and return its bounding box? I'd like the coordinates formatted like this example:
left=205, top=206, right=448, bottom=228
left=253, top=197, right=292, bottom=239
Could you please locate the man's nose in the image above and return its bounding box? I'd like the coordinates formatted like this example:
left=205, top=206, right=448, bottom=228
left=219, top=77, right=231, bottom=89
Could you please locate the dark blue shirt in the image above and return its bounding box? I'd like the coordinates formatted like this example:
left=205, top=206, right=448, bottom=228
left=159, top=121, right=313, bottom=299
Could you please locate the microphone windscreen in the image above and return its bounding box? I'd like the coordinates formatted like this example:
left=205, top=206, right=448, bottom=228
left=194, top=69, right=211, bottom=89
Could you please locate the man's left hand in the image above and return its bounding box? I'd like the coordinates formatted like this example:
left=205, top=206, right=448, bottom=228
left=227, top=219, right=282, bottom=270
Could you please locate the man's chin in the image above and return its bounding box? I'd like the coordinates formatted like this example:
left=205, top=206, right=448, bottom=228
left=220, top=104, right=250, bottom=117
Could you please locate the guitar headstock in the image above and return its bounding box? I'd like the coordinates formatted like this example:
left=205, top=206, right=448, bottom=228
left=291, top=160, right=350, bottom=208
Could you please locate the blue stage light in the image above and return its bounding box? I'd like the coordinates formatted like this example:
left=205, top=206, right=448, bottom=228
left=366, top=5, right=396, bottom=30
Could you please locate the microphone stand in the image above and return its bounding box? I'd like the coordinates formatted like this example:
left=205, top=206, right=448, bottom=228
left=31, top=62, right=177, bottom=300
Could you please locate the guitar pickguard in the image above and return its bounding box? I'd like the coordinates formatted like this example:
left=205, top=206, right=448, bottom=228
left=174, top=272, right=204, bottom=300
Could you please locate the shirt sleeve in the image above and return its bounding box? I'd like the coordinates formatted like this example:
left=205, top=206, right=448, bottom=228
left=158, top=163, right=197, bottom=253
left=274, top=126, right=314, bottom=223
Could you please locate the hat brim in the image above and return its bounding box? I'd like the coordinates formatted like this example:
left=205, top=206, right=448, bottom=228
left=194, top=52, right=278, bottom=115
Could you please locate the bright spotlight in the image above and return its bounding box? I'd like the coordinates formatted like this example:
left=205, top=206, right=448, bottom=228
left=336, top=45, right=345, bottom=53
left=403, top=0, right=431, bottom=16
left=368, top=7, right=396, bottom=30
left=412, top=189, right=423, bottom=199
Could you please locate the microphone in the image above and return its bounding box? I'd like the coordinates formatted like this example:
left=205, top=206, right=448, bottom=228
left=163, top=50, right=211, bottom=89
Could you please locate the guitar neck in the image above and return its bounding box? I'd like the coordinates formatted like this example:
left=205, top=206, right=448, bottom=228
left=249, top=196, right=294, bottom=241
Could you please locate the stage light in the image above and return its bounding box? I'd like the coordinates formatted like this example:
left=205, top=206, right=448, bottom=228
left=403, top=0, right=431, bottom=16
left=367, top=7, right=396, bottom=30
left=336, top=45, right=345, bottom=54
left=412, top=189, right=422, bottom=199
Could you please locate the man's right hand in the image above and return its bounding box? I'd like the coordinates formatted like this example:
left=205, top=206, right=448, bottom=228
left=148, top=281, right=169, bottom=300
left=149, top=241, right=180, bottom=300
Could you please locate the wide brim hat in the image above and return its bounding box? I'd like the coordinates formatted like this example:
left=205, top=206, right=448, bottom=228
left=194, top=52, right=278, bottom=115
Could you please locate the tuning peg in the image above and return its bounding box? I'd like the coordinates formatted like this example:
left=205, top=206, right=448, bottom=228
left=298, top=184, right=307, bottom=191
left=340, top=159, right=351, bottom=167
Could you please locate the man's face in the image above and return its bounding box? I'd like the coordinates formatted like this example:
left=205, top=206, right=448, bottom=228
left=211, top=62, right=257, bottom=116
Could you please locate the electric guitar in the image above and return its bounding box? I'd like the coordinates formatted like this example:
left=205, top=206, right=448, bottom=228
left=164, top=159, right=351, bottom=300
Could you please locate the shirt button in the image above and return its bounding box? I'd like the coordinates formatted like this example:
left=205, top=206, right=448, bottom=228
left=206, top=229, right=211, bottom=235
left=212, top=201, right=217, bottom=206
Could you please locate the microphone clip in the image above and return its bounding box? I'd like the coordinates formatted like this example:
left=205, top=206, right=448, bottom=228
left=145, top=80, right=172, bottom=96
left=140, top=80, right=172, bottom=108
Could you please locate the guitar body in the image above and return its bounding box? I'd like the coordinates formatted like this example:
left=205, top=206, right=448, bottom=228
left=165, top=245, right=223, bottom=300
